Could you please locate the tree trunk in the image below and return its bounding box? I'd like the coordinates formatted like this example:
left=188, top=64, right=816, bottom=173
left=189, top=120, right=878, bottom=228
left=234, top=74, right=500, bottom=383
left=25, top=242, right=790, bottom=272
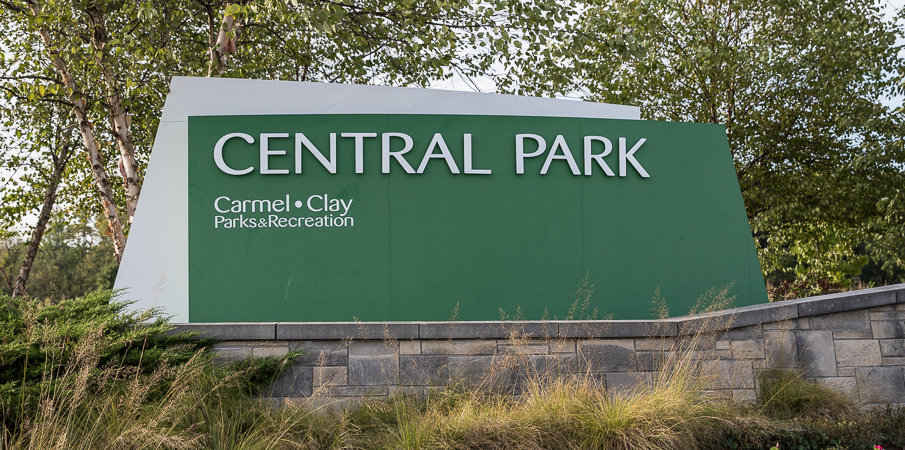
left=28, top=3, right=127, bottom=264
left=12, top=145, right=71, bottom=298
left=85, top=4, right=143, bottom=223
left=209, top=5, right=240, bottom=77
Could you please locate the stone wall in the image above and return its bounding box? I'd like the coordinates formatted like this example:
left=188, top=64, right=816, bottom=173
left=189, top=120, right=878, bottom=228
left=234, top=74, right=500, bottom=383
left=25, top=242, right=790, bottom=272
left=175, top=284, right=905, bottom=407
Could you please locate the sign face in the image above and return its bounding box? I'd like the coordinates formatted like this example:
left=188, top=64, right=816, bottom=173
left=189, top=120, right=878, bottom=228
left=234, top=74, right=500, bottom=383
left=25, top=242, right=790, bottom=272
left=187, top=113, right=767, bottom=322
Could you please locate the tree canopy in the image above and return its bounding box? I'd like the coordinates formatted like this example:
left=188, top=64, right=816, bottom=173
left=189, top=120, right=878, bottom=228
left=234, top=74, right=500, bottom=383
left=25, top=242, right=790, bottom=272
left=0, top=0, right=903, bottom=297
left=555, top=0, right=905, bottom=287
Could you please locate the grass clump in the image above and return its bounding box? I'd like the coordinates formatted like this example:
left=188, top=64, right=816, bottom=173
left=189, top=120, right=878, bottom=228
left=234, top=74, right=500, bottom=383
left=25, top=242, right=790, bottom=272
left=335, top=375, right=731, bottom=449
left=757, top=368, right=856, bottom=420
left=334, top=332, right=737, bottom=450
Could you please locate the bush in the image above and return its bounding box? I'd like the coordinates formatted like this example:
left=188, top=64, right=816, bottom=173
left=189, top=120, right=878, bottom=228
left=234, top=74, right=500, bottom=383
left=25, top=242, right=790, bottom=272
left=0, top=290, right=213, bottom=425
left=0, top=290, right=298, bottom=449
left=718, top=407, right=905, bottom=450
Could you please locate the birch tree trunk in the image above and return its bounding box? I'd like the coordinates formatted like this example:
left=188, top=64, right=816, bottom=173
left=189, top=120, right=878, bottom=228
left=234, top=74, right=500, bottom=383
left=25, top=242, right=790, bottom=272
left=12, top=144, right=72, bottom=298
left=28, top=2, right=127, bottom=264
left=85, top=3, right=143, bottom=222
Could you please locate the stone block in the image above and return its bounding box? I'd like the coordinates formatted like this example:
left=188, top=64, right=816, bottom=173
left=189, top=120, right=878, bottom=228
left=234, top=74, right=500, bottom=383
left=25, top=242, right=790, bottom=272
left=525, top=354, right=579, bottom=377
left=701, top=390, right=732, bottom=399
left=605, top=372, right=653, bottom=394
left=399, top=356, right=449, bottom=386
left=388, top=386, right=434, bottom=398
left=557, top=320, right=677, bottom=338
left=504, top=355, right=579, bottom=394
left=447, top=356, right=495, bottom=385
left=882, top=357, right=905, bottom=366
left=634, top=352, right=655, bottom=371
left=763, top=318, right=809, bottom=330
left=399, top=340, right=421, bottom=355
left=733, top=389, right=757, bottom=402
left=498, top=343, right=548, bottom=354
left=418, top=321, right=557, bottom=339
left=634, top=351, right=675, bottom=371
left=871, top=320, right=905, bottom=339
left=675, top=333, right=717, bottom=350
left=635, top=338, right=675, bottom=351
left=809, top=310, right=870, bottom=331
left=350, top=341, right=397, bottom=357
left=764, top=330, right=798, bottom=369
left=838, top=367, right=855, bottom=377
left=421, top=340, right=497, bottom=355
left=349, top=342, right=398, bottom=386
left=578, top=339, right=635, bottom=351
left=795, top=331, right=837, bottom=377
left=172, top=323, right=276, bottom=340
left=549, top=339, right=576, bottom=353
left=855, top=367, right=905, bottom=404
left=715, top=340, right=730, bottom=350
left=290, top=341, right=349, bottom=366
left=313, top=366, right=347, bottom=387
left=253, top=345, right=289, bottom=357
left=869, top=311, right=905, bottom=321
left=869, top=305, right=896, bottom=312
left=277, top=322, right=419, bottom=340
left=211, top=342, right=253, bottom=360
left=836, top=367, right=855, bottom=377
left=794, top=286, right=899, bottom=317
left=835, top=340, right=881, bottom=367
left=578, top=340, right=637, bottom=372
left=832, top=330, right=873, bottom=339
left=752, top=360, right=771, bottom=370
left=700, top=360, right=754, bottom=390
left=880, top=340, right=905, bottom=357
left=323, top=386, right=388, bottom=397
left=815, top=377, right=857, bottom=398
left=730, top=340, right=765, bottom=360
left=268, top=365, right=313, bottom=397
left=724, top=325, right=764, bottom=340
left=688, top=349, right=731, bottom=361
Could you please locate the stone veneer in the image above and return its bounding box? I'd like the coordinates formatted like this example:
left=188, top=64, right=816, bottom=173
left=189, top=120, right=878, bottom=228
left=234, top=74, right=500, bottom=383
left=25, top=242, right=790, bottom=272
left=174, top=284, right=905, bottom=407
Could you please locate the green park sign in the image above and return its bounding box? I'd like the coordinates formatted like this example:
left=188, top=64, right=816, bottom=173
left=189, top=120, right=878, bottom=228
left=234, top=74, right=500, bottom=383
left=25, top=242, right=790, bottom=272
left=115, top=77, right=767, bottom=323
left=187, top=113, right=766, bottom=322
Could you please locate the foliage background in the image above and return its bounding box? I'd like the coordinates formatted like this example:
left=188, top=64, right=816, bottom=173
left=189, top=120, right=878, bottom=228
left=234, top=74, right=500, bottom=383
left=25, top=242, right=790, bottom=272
left=0, top=0, right=903, bottom=299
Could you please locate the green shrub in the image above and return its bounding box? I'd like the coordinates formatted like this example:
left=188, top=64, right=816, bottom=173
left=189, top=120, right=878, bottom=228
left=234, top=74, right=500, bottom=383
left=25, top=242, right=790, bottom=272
left=0, top=290, right=214, bottom=425
left=717, top=408, right=905, bottom=450
left=0, top=290, right=298, bottom=449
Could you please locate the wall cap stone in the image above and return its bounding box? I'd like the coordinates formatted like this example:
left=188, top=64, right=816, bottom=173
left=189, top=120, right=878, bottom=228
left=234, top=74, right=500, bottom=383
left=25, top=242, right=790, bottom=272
left=171, top=284, right=905, bottom=340
left=170, top=323, right=276, bottom=340
left=277, top=323, right=419, bottom=340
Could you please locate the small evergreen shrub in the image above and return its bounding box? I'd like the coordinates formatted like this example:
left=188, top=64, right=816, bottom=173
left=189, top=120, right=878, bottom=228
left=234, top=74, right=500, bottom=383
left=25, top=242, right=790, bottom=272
left=0, top=289, right=297, bottom=445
